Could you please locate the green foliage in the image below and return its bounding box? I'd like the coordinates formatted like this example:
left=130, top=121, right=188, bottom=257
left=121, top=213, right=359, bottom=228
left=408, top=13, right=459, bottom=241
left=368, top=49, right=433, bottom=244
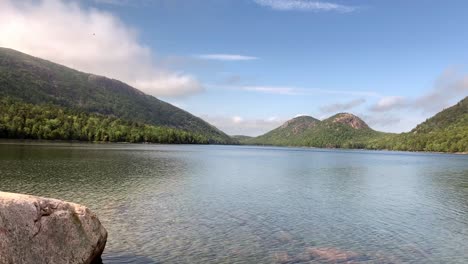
left=364, top=97, right=468, bottom=153
left=0, top=48, right=235, bottom=144
left=244, top=114, right=384, bottom=148
left=412, top=97, right=467, bottom=134
left=0, top=98, right=214, bottom=144
left=231, top=135, right=253, bottom=141
left=242, top=100, right=468, bottom=153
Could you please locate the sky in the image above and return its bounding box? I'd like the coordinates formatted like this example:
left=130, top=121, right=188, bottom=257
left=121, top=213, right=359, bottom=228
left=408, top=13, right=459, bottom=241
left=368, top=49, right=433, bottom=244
left=1, top=0, right=467, bottom=136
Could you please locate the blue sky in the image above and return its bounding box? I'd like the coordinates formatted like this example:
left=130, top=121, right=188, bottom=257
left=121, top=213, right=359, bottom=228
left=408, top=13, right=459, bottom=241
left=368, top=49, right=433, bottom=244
left=1, top=0, right=467, bottom=135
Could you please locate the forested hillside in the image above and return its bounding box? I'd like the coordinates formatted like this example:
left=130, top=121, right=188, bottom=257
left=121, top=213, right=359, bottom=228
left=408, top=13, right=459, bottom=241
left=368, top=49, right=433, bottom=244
left=244, top=113, right=385, bottom=148
left=242, top=99, right=468, bottom=153
left=0, top=48, right=234, bottom=144
left=365, top=97, right=468, bottom=152
left=0, top=98, right=212, bottom=144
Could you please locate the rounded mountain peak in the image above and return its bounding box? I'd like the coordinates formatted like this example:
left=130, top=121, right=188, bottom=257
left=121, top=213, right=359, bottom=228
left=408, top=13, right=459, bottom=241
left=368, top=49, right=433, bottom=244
left=279, top=115, right=320, bottom=135
left=327, top=113, right=369, bottom=129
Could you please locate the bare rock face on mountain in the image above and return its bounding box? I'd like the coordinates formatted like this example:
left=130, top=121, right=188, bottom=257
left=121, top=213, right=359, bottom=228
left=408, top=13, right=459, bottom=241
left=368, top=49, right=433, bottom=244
left=330, top=113, right=369, bottom=129
left=0, top=192, right=107, bottom=264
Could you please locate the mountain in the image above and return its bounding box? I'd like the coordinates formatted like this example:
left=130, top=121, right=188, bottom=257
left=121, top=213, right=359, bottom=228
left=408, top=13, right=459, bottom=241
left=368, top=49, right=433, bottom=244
left=367, top=96, right=468, bottom=152
left=245, top=98, right=468, bottom=153
left=244, top=113, right=384, bottom=148
left=242, top=116, right=319, bottom=145
left=0, top=48, right=234, bottom=144
left=411, top=96, right=467, bottom=134
left=324, top=113, right=369, bottom=129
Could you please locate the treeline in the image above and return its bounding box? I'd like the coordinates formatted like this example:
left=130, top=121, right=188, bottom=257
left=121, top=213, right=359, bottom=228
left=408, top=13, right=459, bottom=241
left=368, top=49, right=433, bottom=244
left=364, top=119, right=468, bottom=153
left=243, top=121, right=468, bottom=153
left=0, top=98, right=212, bottom=144
left=245, top=121, right=383, bottom=149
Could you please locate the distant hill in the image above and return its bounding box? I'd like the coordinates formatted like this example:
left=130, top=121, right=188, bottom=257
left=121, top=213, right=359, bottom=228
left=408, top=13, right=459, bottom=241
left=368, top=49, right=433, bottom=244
left=244, top=113, right=384, bottom=148
left=242, top=116, right=319, bottom=145
left=0, top=48, right=234, bottom=144
left=412, top=96, right=467, bottom=134
left=244, top=98, right=468, bottom=153
left=367, top=96, right=468, bottom=152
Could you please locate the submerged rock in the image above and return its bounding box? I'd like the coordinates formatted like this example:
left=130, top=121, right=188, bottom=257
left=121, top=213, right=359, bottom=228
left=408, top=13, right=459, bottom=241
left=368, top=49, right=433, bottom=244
left=0, top=192, right=107, bottom=264
left=307, top=247, right=370, bottom=263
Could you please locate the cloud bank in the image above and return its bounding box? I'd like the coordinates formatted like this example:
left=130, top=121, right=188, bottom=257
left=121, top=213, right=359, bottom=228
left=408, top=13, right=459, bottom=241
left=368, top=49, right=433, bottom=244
left=0, top=0, right=202, bottom=97
left=253, top=0, right=356, bottom=12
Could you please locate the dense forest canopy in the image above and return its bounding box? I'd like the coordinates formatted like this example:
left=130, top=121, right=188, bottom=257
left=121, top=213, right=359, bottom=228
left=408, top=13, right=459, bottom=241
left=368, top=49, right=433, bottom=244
left=0, top=98, right=217, bottom=144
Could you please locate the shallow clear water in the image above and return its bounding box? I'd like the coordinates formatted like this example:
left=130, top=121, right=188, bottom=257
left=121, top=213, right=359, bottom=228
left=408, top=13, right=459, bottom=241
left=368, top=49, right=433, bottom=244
left=1, top=141, right=467, bottom=263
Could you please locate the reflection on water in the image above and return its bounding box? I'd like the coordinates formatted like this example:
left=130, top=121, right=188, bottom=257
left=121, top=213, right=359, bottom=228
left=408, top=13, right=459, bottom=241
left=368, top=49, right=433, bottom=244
left=1, top=142, right=467, bottom=263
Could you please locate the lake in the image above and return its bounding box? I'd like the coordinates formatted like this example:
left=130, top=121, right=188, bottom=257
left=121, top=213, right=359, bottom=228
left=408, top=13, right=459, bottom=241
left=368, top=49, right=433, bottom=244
left=0, top=142, right=467, bottom=263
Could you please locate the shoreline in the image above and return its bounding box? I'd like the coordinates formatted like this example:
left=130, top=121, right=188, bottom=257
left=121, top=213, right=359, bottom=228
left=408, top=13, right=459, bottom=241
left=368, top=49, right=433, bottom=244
left=236, top=143, right=468, bottom=155
left=0, top=138, right=466, bottom=155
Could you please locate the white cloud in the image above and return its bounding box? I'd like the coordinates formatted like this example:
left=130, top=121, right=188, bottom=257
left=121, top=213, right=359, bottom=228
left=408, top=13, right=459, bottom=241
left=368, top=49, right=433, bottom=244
left=266, top=116, right=279, bottom=122
left=195, top=54, right=258, bottom=61
left=253, top=0, right=356, bottom=12
left=358, top=113, right=405, bottom=133
left=369, top=69, right=468, bottom=113
left=414, top=68, right=468, bottom=112
left=243, top=86, right=299, bottom=95
left=232, top=116, right=244, bottom=124
left=370, top=96, right=406, bottom=112
left=320, top=98, right=366, bottom=113
left=242, top=86, right=379, bottom=97
left=203, top=115, right=285, bottom=136
left=0, top=0, right=203, bottom=97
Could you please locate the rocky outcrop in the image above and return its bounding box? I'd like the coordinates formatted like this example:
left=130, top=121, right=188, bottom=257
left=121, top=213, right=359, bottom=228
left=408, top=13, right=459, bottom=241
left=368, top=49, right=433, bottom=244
left=0, top=192, right=107, bottom=264
left=331, top=113, right=370, bottom=129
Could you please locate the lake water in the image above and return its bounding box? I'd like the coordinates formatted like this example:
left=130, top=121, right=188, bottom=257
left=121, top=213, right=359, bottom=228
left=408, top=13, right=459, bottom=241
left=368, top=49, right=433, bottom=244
left=1, top=142, right=467, bottom=263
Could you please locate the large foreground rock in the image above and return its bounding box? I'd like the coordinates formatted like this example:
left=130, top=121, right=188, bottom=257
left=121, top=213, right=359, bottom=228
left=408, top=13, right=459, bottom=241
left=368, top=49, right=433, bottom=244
left=0, top=192, right=107, bottom=264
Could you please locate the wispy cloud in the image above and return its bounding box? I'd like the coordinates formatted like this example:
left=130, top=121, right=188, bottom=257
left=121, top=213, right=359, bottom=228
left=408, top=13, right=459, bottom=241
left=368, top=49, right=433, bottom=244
left=320, top=98, right=366, bottom=113
left=370, top=96, right=406, bottom=112
left=195, top=54, right=259, bottom=61
left=243, top=86, right=299, bottom=95
left=94, top=0, right=129, bottom=5
left=369, top=68, right=468, bottom=113
left=242, top=86, right=379, bottom=97
left=360, top=114, right=402, bottom=130
left=0, top=0, right=202, bottom=97
left=93, top=0, right=153, bottom=6
left=414, top=69, right=468, bottom=112
left=253, top=0, right=356, bottom=12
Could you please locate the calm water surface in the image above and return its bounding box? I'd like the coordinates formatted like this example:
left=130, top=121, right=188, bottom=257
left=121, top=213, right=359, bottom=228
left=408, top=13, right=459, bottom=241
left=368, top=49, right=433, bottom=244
left=1, top=142, right=467, bottom=263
